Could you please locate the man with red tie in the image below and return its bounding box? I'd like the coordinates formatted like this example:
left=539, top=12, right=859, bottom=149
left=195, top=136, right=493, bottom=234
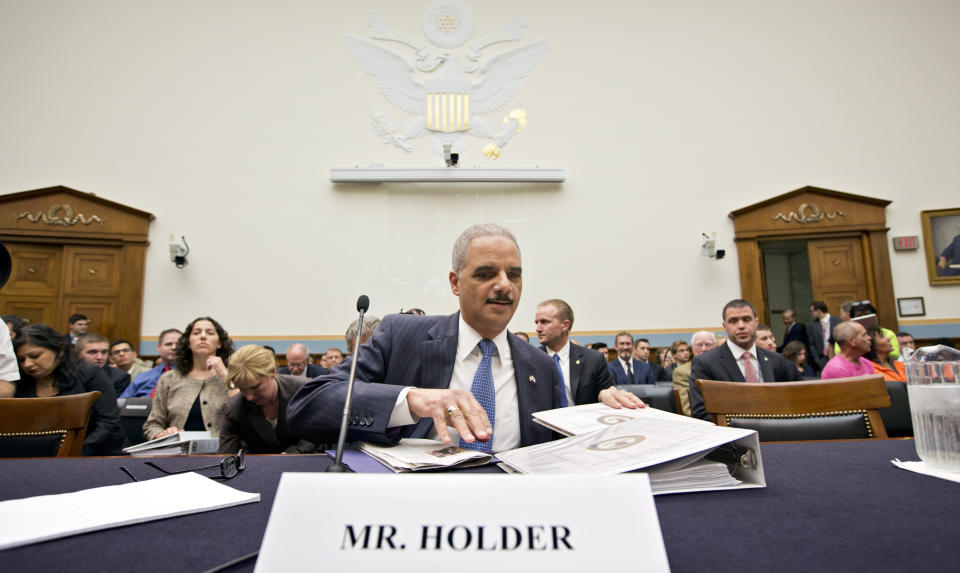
left=688, top=299, right=801, bottom=421
left=119, top=329, right=182, bottom=398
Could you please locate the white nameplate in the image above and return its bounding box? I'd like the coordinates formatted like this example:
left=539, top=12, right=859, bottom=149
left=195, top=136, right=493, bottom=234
left=255, top=473, right=670, bottom=572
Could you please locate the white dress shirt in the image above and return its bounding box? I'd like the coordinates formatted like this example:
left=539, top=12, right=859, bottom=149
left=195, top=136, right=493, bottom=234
left=618, top=356, right=633, bottom=379
left=726, top=339, right=765, bottom=382
left=545, top=340, right=573, bottom=406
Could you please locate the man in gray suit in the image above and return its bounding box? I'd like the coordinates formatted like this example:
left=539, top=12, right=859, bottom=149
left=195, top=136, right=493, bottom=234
left=288, top=224, right=642, bottom=452
left=534, top=298, right=616, bottom=405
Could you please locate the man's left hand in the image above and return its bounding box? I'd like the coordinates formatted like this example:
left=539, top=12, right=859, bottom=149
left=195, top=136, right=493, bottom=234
left=598, top=387, right=645, bottom=409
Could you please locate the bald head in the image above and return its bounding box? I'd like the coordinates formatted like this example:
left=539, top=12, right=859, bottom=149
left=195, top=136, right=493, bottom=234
left=690, top=330, right=717, bottom=356
left=285, top=343, right=310, bottom=376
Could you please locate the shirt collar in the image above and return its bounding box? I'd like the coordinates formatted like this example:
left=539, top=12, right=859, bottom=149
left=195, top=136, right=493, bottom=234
left=547, top=340, right=570, bottom=362
left=457, top=314, right=511, bottom=362
left=727, top=339, right=758, bottom=361
left=618, top=355, right=632, bottom=367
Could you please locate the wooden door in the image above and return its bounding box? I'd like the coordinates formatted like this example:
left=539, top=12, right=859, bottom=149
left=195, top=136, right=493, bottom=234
left=807, top=237, right=870, bottom=313
left=0, top=243, right=62, bottom=327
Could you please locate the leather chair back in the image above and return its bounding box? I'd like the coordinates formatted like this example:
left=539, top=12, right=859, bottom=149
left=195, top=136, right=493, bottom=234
left=0, top=392, right=100, bottom=457
left=617, top=385, right=681, bottom=414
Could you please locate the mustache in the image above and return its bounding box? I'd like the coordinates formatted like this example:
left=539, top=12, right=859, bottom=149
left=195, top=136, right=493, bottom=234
left=486, top=293, right=514, bottom=304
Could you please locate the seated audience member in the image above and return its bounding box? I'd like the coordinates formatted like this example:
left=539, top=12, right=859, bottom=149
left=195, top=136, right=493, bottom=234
left=278, top=343, right=329, bottom=378
left=76, top=334, right=130, bottom=397
left=339, top=316, right=382, bottom=367
left=673, top=331, right=717, bottom=416
left=607, top=331, right=655, bottom=385
left=120, top=329, right=182, bottom=398
left=403, top=308, right=426, bottom=316
left=324, top=347, right=344, bottom=367
left=777, top=308, right=808, bottom=352
left=689, top=299, right=801, bottom=420
left=263, top=345, right=279, bottom=367
left=665, top=340, right=691, bottom=380
left=593, top=342, right=609, bottom=362
left=820, top=321, right=875, bottom=379
left=219, top=345, right=325, bottom=454
left=781, top=340, right=816, bottom=378
left=658, top=347, right=674, bottom=370
left=514, top=331, right=530, bottom=343
left=534, top=298, right=613, bottom=405
left=635, top=338, right=669, bottom=382
left=13, top=324, right=125, bottom=455
left=63, top=313, right=89, bottom=346
left=110, top=339, right=152, bottom=380
left=865, top=326, right=906, bottom=382
left=3, top=314, right=27, bottom=339
left=896, top=331, right=916, bottom=361
left=143, top=317, right=234, bottom=440
left=834, top=301, right=901, bottom=360
left=755, top=325, right=777, bottom=352
left=1, top=318, right=19, bottom=398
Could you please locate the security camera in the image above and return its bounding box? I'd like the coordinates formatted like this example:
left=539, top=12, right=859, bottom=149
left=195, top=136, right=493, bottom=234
left=443, top=143, right=459, bottom=167
left=169, top=235, right=189, bottom=268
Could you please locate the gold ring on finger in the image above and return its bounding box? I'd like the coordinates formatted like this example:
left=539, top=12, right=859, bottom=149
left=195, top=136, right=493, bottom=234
left=446, top=405, right=462, bottom=417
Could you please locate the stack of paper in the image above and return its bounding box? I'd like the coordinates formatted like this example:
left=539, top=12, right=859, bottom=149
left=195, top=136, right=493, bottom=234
left=497, top=403, right=765, bottom=495
left=123, top=431, right=219, bottom=456
left=359, top=438, right=494, bottom=472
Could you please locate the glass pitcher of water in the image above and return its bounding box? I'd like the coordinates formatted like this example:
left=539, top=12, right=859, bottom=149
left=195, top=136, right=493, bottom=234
left=904, top=345, right=960, bottom=471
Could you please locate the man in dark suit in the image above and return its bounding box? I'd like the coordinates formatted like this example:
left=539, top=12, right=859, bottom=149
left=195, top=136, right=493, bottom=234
left=288, top=223, right=642, bottom=452
left=689, top=299, right=801, bottom=420
left=635, top=338, right=670, bottom=382
left=63, top=313, right=89, bottom=346
left=807, top=301, right=841, bottom=373
left=76, top=333, right=130, bottom=397
left=534, top=298, right=614, bottom=405
left=777, top=308, right=809, bottom=352
left=278, top=343, right=329, bottom=378
left=607, top=331, right=656, bottom=386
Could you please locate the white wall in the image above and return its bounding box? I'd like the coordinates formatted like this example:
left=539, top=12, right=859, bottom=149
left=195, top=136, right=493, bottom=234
left=1, top=0, right=958, bottom=342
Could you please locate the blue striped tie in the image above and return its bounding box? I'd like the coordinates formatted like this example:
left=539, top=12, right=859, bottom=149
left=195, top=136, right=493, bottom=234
left=460, top=339, right=496, bottom=452
left=553, top=353, right=569, bottom=407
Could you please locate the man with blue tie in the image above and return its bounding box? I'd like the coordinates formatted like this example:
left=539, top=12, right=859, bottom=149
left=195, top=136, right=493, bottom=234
left=534, top=299, right=619, bottom=406
left=288, top=224, right=642, bottom=453
left=607, top=332, right=656, bottom=386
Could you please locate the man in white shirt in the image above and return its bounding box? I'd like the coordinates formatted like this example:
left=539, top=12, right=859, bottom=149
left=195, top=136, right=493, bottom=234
left=288, top=224, right=642, bottom=452
left=0, top=321, right=19, bottom=397
left=688, top=299, right=801, bottom=420
left=534, top=298, right=616, bottom=406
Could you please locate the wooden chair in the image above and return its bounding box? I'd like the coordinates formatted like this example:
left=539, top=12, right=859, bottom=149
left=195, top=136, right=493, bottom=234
left=695, top=375, right=890, bottom=441
left=0, top=391, right=100, bottom=457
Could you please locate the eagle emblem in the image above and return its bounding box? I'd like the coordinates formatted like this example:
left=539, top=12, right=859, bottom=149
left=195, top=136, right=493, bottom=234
left=345, top=1, right=549, bottom=160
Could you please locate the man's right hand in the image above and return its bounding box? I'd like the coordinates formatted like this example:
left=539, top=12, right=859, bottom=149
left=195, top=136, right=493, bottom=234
left=405, top=388, right=492, bottom=446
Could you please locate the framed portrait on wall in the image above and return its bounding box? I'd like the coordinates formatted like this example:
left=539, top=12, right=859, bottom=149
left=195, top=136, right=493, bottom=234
left=921, top=208, right=960, bottom=286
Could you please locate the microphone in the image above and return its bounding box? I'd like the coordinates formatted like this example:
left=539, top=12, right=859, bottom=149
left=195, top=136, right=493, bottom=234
left=326, top=295, right=369, bottom=472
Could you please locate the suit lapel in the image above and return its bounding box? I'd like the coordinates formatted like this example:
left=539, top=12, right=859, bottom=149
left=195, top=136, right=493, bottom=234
left=247, top=403, right=281, bottom=450
left=568, top=344, right=583, bottom=398
left=719, top=345, right=746, bottom=382
left=412, top=313, right=459, bottom=437
left=510, top=334, right=541, bottom=446
left=757, top=349, right=776, bottom=382
left=631, top=359, right=640, bottom=384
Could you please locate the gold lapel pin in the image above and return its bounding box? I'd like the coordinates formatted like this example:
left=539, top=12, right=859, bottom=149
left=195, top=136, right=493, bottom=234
left=576, top=360, right=581, bottom=365
left=529, top=375, right=536, bottom=384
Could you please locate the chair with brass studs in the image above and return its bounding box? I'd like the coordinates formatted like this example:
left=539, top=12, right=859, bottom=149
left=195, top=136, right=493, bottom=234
left=0, top=391, right=100, bottom=457
left=695, top=375, right=890, bottom=441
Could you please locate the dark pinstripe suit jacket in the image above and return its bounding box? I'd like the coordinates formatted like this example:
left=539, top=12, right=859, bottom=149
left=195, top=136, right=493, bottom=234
left=287, top=312, right=561, bottom=448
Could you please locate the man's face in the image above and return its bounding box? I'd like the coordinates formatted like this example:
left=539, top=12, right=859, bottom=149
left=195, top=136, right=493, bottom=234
left=634, top=341, right=650, bottom=362
left=897, top=334, right=915, bottom=350
left=756, top=330, right=777, bottom=352
left=673, top=344, right=692, bottom=363
left=286, top=348, right=308, bottom=376
left=534, top=304, right=569, bottom=351
left=848, top=323, right=872, bottom=356
left=325, top=349, right=343, bottom=367
left=70, top=320, right=89, bottom=336
left=450, top=236, right=522, bottom=339
left=80, top=341, right=109, bottom=367
left=691, top=334, right=716, bottom=356
left=110, top=343, right=137, bottom=369
left=615, top=335, right=634, bottom=360
left=810, top=306, right=824, bottom=320
left=782, top=311, right=795, bottom=327
left=723, top=306, right=758, bottom=350
left=158, top=332, right=181, bottom=365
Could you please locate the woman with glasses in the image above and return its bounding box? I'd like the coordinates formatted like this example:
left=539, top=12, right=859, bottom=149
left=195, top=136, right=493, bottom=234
left=218, top=345, right=328, bottom=454
left=143, top=316, right=234, bottom=440
left=13, top=324, right=126, bottom=455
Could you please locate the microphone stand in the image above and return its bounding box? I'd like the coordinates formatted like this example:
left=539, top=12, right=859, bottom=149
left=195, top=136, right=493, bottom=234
left=326, top=295, right=369, bottom=472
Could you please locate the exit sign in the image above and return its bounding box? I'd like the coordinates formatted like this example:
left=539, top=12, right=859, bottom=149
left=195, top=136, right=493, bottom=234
left=893, top=236, right=919, bottom=251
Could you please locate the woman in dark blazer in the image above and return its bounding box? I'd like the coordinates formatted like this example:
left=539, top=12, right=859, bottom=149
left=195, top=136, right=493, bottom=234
left=219, top=345, right=327, bottom=454
left=13, top=324, right=126, bottom=455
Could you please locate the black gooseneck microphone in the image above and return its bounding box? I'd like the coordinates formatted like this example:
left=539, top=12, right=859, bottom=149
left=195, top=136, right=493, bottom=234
left=326, top=295, right=370, bottom=472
